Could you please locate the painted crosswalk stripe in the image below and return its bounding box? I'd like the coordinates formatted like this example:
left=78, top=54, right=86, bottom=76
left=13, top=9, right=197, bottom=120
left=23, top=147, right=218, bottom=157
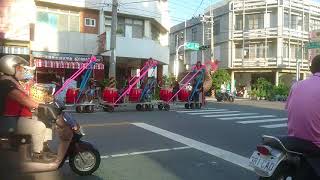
left=237, top=118, right=287, bottom=124
left=219, top=115, right=275, bottom=121
left=133, top=123, right=253, bottom=171
left=203, top=113, right=258, bottom=118
left=260, top=123, right=288, bottom=128
left=187, top=110, right=235, bottom=115
left=175, top=109, right=222, bottom=113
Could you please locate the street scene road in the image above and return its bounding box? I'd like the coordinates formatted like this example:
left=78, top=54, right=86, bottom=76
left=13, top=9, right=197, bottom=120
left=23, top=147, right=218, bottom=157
left=34, top=100, right=287, bottom=180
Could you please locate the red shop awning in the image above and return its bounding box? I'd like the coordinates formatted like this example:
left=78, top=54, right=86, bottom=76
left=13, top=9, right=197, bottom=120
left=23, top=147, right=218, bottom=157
left=34, top=59, right=104, bottom=70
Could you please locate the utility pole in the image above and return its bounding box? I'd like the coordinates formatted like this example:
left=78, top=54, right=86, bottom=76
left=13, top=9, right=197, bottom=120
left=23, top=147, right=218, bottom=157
left=210, top=1, right=214, bottom=60
left=202, top=15, right=205, bottom=64
left=109, top=0, right=118, bottom=80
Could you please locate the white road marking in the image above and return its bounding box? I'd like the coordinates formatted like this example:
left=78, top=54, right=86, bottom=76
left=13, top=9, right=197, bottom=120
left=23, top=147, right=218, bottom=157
left=202, top=113, right=258, bottom=118
left=187, top=111, right=239, bottom=115
left=132, top=123, right=253, bottom=171
left=219, top=115, right=275, bottom=121
left=260, top=123, right=288, bottom=128
left=237, top=118, right=287, bottom=124
left=67, top=146, right=192, bottom=162
left=175, top=108, right=219, bottom=113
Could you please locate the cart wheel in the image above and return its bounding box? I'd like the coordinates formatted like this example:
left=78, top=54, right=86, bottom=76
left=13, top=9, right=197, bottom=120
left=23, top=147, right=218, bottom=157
left=103, top=106, right=109, bottom=112
left=84, top=105, right=94, bottom=113
left=141, top=104, right=148, bottom=111
left=190, top=103, right=195, bottom=109
left=185, top=103, right=190, bottom=109
left=158, top=104, right=164, bottom=110
left=136, top=104, right=142, bottom=111
left=107, top=106, right=114, bottom=113
left=164, top=104, right=170, bottom=111
left=147, top=104, right=154, bottom=111
left=76, top=106, right=83, bottom=113
left=90, top=105, right=95, bottom=113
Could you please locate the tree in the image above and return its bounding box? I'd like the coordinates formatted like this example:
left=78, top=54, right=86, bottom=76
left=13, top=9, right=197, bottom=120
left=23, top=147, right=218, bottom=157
left=211, top=69, right=231, bottom=90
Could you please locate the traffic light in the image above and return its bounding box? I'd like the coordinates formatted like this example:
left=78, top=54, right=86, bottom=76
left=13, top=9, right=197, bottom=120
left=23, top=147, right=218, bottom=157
left=199, top=45, right=211, bottom=50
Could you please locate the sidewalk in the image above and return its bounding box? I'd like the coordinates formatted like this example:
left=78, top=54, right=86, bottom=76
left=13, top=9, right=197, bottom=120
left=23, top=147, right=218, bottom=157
left=206, top=97, right=285, bottom=110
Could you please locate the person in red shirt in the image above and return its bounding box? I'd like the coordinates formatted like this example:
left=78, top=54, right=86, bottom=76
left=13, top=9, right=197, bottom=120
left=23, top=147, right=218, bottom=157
left=0, top=55, right=53, bottom=161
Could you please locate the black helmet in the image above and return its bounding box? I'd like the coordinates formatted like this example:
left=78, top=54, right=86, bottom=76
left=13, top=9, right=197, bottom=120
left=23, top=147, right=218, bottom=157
left=0, top=55, right=29, bottom=76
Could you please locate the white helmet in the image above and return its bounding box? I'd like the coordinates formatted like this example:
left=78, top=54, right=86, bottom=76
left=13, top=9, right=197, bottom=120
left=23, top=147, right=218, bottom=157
left=0, top=55, right=29, bottom=76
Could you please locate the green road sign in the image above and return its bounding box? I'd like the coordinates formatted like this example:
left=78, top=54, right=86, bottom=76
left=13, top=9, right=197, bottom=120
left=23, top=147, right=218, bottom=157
left=185, top=42, right=200, bottom=51
left=306, top=42, right=320, bottom=49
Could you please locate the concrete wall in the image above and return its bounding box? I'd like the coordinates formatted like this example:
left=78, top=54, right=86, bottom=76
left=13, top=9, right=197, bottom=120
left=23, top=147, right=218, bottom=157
left=32, top=31, right=98, bottom=54
left=37, top=0, right=170, bottom=30
left=114, top=37, right=169, bottom=64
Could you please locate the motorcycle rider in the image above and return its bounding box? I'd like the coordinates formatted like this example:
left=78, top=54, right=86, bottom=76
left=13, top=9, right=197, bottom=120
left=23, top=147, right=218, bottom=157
left=0, top=55, right=54, bottom=162
left=286, top=54, right=320, bottom=148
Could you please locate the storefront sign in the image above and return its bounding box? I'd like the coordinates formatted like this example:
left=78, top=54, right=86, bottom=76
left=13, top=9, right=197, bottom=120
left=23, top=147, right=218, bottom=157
left=32, top=51, right=103, bottom=62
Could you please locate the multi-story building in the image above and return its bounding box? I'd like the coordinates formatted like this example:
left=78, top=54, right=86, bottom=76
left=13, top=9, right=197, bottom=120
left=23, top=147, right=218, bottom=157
left=1, top=0, right=170, bottom=87
left=169, top=17, right=210, bottom=76
left=170, top=0, right=320, bottom=92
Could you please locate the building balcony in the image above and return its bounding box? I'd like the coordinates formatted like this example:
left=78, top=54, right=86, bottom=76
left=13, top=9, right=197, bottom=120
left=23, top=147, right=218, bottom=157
left=32, top=31, right=98, bottom=55
left=282, top=28, right=309, bottom=40
left=232, top=0, right=278, bottom=11
left=233, top=58, right=277, bottom=68
left=232, top=58, right=309, bottom=70
left=233, top=28, right=278, bottom=40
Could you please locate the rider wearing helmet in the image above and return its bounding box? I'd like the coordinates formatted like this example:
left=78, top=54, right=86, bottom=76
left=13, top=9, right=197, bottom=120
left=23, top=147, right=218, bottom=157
left=0, top=55, right=54, bottom=162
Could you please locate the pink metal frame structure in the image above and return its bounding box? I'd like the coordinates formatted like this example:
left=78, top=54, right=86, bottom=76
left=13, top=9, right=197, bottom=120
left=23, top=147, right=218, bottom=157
left=112, top=58, right=158, bottom=105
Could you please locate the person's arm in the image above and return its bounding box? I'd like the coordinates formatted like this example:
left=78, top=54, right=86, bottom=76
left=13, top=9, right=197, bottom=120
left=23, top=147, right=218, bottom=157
left=8, top=89, right=39, bottom=109
left=285, top=83, right=297, bottom=110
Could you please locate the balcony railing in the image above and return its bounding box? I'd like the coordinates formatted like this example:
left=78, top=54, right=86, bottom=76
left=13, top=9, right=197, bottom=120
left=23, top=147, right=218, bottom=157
left=233, top=28, right=278, bottom=39
left=233, top=58, right=309, bottom=69
left=233, top=58, right=277, bottom=67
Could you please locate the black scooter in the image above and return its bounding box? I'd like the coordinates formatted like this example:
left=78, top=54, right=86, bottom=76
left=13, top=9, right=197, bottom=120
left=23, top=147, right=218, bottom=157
left=249, top=135, right=320, bottom=180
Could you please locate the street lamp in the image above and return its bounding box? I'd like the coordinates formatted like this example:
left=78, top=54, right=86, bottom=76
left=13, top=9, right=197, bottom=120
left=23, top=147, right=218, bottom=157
left=174, top=43, right=186, bottom=79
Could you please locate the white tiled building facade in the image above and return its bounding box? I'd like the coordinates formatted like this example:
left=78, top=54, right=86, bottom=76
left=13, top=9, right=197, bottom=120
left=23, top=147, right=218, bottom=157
left=170, top=0, right=320, bottom=92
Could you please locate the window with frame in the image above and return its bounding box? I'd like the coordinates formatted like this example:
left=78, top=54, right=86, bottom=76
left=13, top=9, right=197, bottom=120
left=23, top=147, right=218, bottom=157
left=235, top=44, right=243, bottom=59
left=84, top=18, right=96, bottom=27
left=132, top=19, right=144, bottom=39
left=235, top=15, right=243, bottom=30
left=245, top=14, right=264, bottom=30
left=284, top=13, right=289, bottom=28
left=117, top=17, right=125, bottom=36
left=214, top=19, right=220, bottom=35
left=151, top=24, right=160, bottom=41
left=283, top=44, right=289, bottom=58
left=36, top=9, right=80, bottom=32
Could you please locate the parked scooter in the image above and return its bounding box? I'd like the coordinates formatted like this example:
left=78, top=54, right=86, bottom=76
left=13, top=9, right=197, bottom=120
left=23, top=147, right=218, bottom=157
left=215, top=91, right=234, bottom=102
left=0, top=99, right=100, bottom=176
left=249, top=135, right=320, bottom=180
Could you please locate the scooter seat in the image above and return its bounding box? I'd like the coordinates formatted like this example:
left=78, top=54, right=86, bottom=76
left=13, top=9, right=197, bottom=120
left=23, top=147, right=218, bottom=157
left=262, top=135, right=320, bottom=156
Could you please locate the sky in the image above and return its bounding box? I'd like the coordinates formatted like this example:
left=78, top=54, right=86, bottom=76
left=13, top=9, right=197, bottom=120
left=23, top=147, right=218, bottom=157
left=168, top=0, right=216, bottom=27
left=168, top=0, right=320, bottom=27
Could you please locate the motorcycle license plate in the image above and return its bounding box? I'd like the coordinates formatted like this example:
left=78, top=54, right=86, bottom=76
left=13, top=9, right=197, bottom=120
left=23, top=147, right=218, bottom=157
left=249, top=151, right=281, bottom=176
